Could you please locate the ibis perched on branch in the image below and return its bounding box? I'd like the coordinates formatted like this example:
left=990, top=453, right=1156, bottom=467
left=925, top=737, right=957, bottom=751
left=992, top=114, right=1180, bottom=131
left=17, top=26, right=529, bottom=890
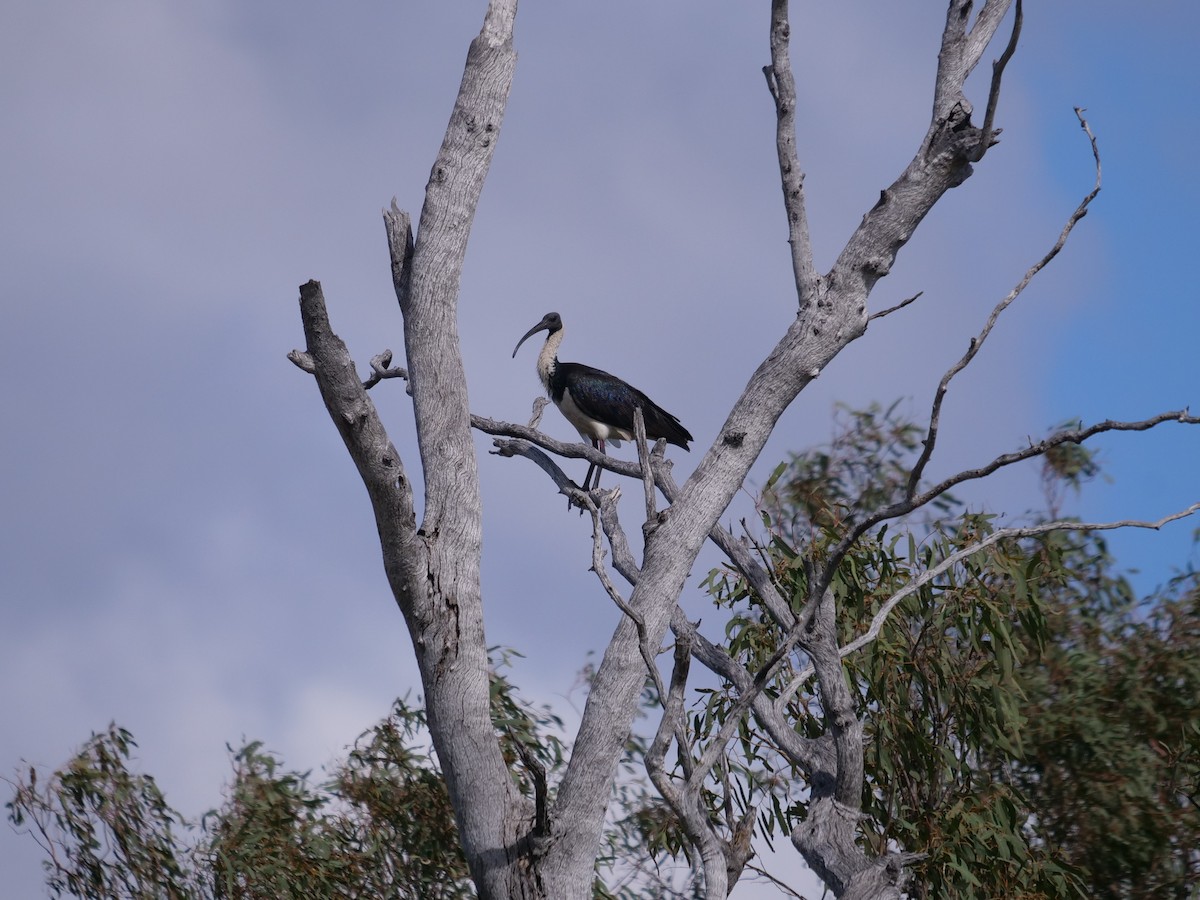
left=512, top=312, right=693, bottom=491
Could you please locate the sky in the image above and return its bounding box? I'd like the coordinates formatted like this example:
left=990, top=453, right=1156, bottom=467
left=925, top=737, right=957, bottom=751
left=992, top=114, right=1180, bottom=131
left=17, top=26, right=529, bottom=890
left=2, top=2, right=1197, bottom=896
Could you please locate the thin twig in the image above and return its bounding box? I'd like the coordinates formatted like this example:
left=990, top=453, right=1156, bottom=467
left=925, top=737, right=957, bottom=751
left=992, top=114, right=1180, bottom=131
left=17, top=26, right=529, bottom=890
left=527, top=397, right=549, bottom=430
left=656, top=469, right=798, bottom=631
left=975, top=0, right=1023, bottom=160
left=584, top=496, right=643, bottom=629
left=906, top=107, right=1103, bottom=500
left=644, top=631, right=734, bottom=896
left=743, top=863, right=810, bottom=899
left=1075, top=106, right=1102, bottom=187
left=670, top=608, right=827, bottom=776
left=363, top=350, right=410, bottom=390
left=847, top=505, right=1200, bottom=657
left=287, top=349, right=315, bottom=373
left=583, top=494, right=665, bottom=700
left=782, top=503, right=1200, bottom=690
left=817, top=410, right=1198, bottom=624
left=489, top=438, right=584, bottom=501
left=868, top=291, right=923, bottom=322
left=633, top=406, right=656, bottom=522
left=766, top=0, right=819, bottom=305
left=509, top=734, right=549, bottom=841
left=597, top=484, right=642, bottom=583
left=902, top=411, right=1199, bottom=543
left=474, top=415, right=641, bottom=484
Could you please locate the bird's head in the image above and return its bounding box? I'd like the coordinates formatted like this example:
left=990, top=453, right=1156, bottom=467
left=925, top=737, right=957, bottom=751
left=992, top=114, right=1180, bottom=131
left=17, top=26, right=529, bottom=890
left=511, top=312, right=563, bottom=358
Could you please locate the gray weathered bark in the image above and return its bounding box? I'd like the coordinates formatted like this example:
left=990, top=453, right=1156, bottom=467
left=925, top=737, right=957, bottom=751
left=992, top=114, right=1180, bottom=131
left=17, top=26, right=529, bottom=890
left=295, top=3, right=530, bottom=898
left=546, top=2, right=1021, bottom=894
left=287, top=1, right=1193, bottom=897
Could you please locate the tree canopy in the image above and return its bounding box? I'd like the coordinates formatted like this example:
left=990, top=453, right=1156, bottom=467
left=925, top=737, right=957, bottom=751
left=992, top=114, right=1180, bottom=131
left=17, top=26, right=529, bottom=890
left=11, top=408, right=1199, bottom=897
left=10, top=2, right=1200, bottom=897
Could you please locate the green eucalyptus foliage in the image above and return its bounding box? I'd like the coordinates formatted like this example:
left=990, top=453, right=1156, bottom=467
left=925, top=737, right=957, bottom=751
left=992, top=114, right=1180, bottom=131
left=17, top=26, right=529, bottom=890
left=7, top=724, right=196, bottom=900
left=10, top=405, right=1198, bottom=899
left=1004, top=549, right=1200, bottom=900
left=697, top=403, right=1199, bottom=899
left=8, top=655, right=566, bottom=900
left=201, top=700, right=475, bottom=900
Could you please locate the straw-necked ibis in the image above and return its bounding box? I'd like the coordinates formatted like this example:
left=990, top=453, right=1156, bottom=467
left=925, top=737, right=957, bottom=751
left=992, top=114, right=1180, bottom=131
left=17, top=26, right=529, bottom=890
left=512, top=312, right=693, bottom=490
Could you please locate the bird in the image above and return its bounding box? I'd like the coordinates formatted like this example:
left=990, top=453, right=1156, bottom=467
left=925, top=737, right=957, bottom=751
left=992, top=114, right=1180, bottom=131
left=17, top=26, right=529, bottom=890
left=512, top=312, right=693, bottom=491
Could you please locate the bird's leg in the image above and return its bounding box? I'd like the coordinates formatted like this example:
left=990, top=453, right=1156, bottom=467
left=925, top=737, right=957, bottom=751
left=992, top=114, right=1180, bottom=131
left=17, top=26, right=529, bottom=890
left=593, top=439, right=606, bottom=490
left=582, top=439, right=600, bottom=492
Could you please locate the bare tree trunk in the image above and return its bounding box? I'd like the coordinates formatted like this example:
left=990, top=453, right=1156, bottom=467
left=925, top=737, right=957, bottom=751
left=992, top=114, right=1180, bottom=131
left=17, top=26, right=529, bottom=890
left=297, top=3, right=538, bottom=897
left=289, top=1, right=1166, bottom=898
left=546, top=3, right=1021, bottom=893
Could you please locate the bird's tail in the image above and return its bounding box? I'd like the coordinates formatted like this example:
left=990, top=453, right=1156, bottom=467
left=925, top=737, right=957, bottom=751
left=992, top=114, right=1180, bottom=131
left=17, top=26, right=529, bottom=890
left=642, top=402, right=693, bottom=451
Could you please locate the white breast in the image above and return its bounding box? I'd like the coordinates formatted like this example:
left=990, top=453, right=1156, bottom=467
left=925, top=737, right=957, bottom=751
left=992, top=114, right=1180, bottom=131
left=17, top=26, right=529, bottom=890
left=558, top=387, right=630, bottom=446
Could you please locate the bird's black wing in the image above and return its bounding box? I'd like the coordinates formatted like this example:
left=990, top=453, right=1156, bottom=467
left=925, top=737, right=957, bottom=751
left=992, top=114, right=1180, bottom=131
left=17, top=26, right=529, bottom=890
left=556, top=362, right=692, bottom=450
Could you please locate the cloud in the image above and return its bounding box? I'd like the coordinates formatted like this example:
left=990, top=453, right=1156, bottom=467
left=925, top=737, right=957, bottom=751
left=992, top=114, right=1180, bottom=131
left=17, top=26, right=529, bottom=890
left=2, top=2, right=1196, bottom=896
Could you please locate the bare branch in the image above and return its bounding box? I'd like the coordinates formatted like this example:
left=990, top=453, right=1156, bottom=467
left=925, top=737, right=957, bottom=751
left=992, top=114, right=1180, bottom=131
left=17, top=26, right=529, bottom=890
left=964, top=0, right=1018, bottom=79
left=766, top=0, right=819, bottom=305
left=583, top=493, right=666, bottom=702
left=287, top=349, right=315, bottom=374
left=597, top=488, right=642, bottom=584
left=489, top=437, right=582, bottom=499
left=868, top=291, right=924, bottom=322
left=1075, top=105, right=1103, bottom=186
left=644, top=633, right=731, bottom=897
left=974, top=0, right=1023, bottom=160
left=585, top=496, right=644, bottom=631
left=474, top=415, right=643, bottom=485
left=363, top=350, right=410, bottom=391
left=383, top=200, right=414, bottom=309
left=933, top=0, right=1015, bottom=124
left=510, top=736, right=549, bottom=843
left=910, top=410, right=1198, bottom=524
left=906, top=107, right=1103, bottom=499
left=784, top=503, right=1200, bottom=692
left=656, top=469, right=797, bottom=631
left=804, top=408, right=1200, bottom=619
left=291, top=344, right=408, bottom=392
left=526, top=396, right=549, bottom=430
left=633, top=406, right=657, bottom=523
left=295, top=282, right=418, bottom=551
left=670, top=608, right=830, bottom=777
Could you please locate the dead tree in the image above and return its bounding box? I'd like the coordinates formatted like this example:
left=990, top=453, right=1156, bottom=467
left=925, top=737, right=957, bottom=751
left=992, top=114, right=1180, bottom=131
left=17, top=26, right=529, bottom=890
left=290, top=1, right=1198, bottom=897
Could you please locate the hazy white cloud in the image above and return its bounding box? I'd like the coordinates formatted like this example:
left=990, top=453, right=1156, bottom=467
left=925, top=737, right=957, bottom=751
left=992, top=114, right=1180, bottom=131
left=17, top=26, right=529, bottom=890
left=3, top=2, right=1197, bottom=897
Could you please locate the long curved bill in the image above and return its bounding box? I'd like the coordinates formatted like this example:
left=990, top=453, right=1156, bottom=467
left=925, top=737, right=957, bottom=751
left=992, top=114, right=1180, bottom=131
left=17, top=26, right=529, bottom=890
left=512, top=318, right=551, bottom=358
